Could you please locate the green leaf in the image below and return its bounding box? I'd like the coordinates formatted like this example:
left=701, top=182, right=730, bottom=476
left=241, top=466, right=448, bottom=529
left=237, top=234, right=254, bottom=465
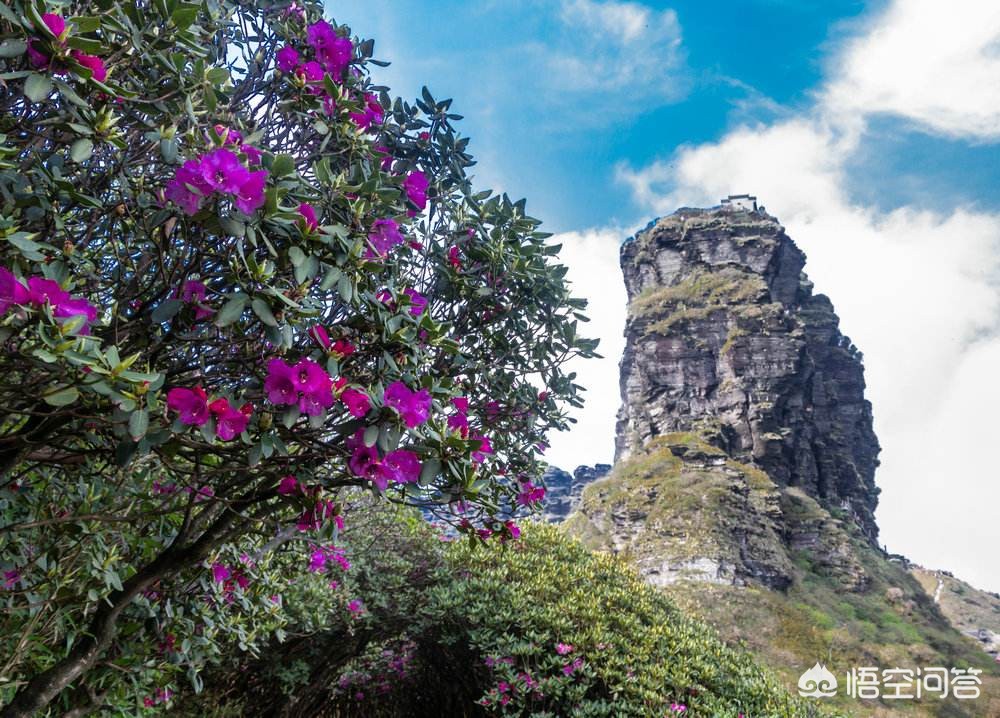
left=214, top=295, right=247, bottom=327
left=0, top=40, right=27, bottom=58
left=128, top=410, right=149, bottom=440
left=271, top=153, right=295, bottom=177
left=24, top=74, right=53, bottom=103
left=363, top=425, right=380, bottom=447
left=251, top=298, right=277, bottom=327
left=171, top=4, right=200, bottom=30
left=151, top=298, right=183, bottom=323
left=419, top=459, right=442, bottom=486
left=70, top=138, right=93, bottom=163
left=44, top=386, right=80, bottom=407
left=288, top=246, right=306, bottom=266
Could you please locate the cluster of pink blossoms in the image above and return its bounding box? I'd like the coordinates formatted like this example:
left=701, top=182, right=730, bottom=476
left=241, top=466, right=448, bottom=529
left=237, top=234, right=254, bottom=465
left=446, top=397, right=493, bottom=464
left=308, top=544, right=350, bottom=574
left=346, top=429, right=421, bottom=491
left=264, top=357, right=334, bottom=416
left=377, top=287, right=427, bottom=317
left=309, top=324, right=356, bottom=358
left=177, top=280, right=213, bottom=321
left=163, top=139, right=267, bottom=217
left=166, top=387, right=252, bottom=441
left=141, top=687, right=173, bottom=709
left=516, top=478, right=546, bottom=506
left=26, top=13, right=107, bottom=83
left=383, top=381, right=432, bottom=428
left=0, top=268, right=97, bottom=333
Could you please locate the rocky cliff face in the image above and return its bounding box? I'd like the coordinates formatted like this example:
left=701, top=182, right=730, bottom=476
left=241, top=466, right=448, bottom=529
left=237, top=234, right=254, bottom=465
left=562, top=204, right=1000, bottom=715
left=615, top=206, right=881, bottom=540
left=542, top=464, right=611, bottom=522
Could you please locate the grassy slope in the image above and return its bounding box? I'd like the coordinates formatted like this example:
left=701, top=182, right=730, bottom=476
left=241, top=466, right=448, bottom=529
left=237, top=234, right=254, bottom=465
left=563, top=436, right=1000, bottom=718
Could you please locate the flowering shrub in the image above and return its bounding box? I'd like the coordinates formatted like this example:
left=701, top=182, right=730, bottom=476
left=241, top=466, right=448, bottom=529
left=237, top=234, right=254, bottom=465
left=176, top=518, right=834, bottom=717
left=0, top=1, right=596, bottom=714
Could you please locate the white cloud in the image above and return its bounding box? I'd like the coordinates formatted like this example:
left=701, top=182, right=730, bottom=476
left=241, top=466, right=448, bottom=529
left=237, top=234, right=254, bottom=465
left=547, top=0, right=685, bottom=99
left=606, top=0, right=1000, bottom=592
left=544, top=228, right=628, bottom=471
left=823, top=0, right=1000, bottom=139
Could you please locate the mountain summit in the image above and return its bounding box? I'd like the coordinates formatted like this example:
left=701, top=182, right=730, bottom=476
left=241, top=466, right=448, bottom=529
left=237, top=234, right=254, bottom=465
left=564, top=202, right=999, bottom=716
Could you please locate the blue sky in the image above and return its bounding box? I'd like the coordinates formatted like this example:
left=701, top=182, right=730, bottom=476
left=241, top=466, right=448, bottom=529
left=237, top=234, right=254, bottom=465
left=330, top=0, right=1000, bottom=593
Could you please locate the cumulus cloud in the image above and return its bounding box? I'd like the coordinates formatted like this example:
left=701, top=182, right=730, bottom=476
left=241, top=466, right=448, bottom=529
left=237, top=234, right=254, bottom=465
left=822, top=0, right=1000, bottom=139
left=544, top=228, right=628, bottom=472
left=607, top=0, right=1000, bottom=591
left=546, top=0, right=686, bottom=100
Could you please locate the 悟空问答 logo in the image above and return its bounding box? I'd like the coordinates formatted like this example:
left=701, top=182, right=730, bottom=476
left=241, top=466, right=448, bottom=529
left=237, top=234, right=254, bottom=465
left=798, top=663, right=838, bottom=698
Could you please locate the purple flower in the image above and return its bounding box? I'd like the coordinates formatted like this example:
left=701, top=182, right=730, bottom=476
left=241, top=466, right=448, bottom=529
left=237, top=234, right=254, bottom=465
left=367, top=218, right=404, bottom=256
left=180, top=280, right=213, bottom=320
left=276, top=45, right=299, bottom=72
left=234, top=169, right=268, bottom=214
left=26, top=40, right=48, bottom=69
left=306, top=19, right=337, bottom=49
left=3, top=569, right=21, bottom=589
left=309, top=324, right=331, bottom=350
left=209, top=398, right=251, bottom=441
left=403, top=171, right=429, bottom=211
left=164, top=159, right=211, bottom=216
left=383, top=382, right=432, bottom=428
left=293, top=359, right=334, bottom=416
left=26, top=277, right=69, bottom=307
left=296, top=60, right=324, bottom=84
left=403, top=288, right=427, bottom=317
left=555, top=643, right=574, bottom=655
left=70, top=50, right=107, bottom=82
left=341, top=388, right=371, bottom=418
left=308, top=549, right=328, bottom=573
left=298, top=202, right=318, bottom=231
left=41, top=13, right=66, bottom=39
left=214, top=124, right=242, bottom=145
left=380, top=450, right=421, bottom=484
left=471, top=435, right=492, bottom=464
left=277, top=475, right=299, bottom=495
left=167, top=387, right=210, bottom=426
left=264, top=358, right=298, bottom=406
left=199, top=148, right=250, bottom=194
left=243, top=145, right=262, bottom=167
left=516, top=480, right=546, bottom=506
left=348, top=439, right=382, bottom=486
left=211, top=562, right=230, bottom=583
left=318, top=37, right=353, bottom=77
left=350, top=93, right=384, bottom=131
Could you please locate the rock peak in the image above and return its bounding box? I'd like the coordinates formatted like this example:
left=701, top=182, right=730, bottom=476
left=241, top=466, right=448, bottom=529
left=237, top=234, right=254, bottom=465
left=615, top=205, right=881, bottom=541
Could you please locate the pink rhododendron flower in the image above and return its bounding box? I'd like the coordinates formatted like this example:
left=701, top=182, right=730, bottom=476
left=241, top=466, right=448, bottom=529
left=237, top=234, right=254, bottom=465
left=293, top=358, right=335, bottom=416
left=562, top=657, right=584, bottom=676
left=298, top=202, right=318, bottom=231
left=380, top=450, right=421, bottom=485
left=41, top=13, right=66, bottom=39
left=447, top=411, right=469, bottom=437
left=180, top=280, right=213, bottom=320
left=211, top=562, right=230, bottom=583
left=448, top=245, right=462, bottom=269
left=347, top=599, right=364, bottom=614
left=402, top=288, right=427, bottom=317
left=26, top=40, right=48, bottom=69
left=234, top=169, right=268, bottom=214
left=277, top=475, right=299, bottom=495
left=346, top=430, right=421, bottom=489
left=402, top=171, right=428, bottom=210
left=166, top=387, right=210, bottom=426
left=331, top=339, right=355, bottom=357
left=307, top=20, right=353, bottom=76
left=70, top=50, right=107, bottom=82
left=200, top=148, right=249, bottom=193
left=367, top=218, right=404, bottom=256
left=452, top=397, right=469, bottom=414
left=471, top=435, right=492, bottom=463
left=383, top=381, right=432, bottom=428
left=3, top=569, right=21, bottom=589
left=504, top=520, right=521, bottom=540
left=264, top=358, right=298, bottom=405
left=164, top=159, right=211, bottom=215
left=670, top=703, right=687, bottom=714
left=309, top=324, right=331, bottom=350
left=276, top=45, right=299, bottom=72
left=242, top=144, right=262, bottom=165
left=296, top=60, right=324, bottom=84
left=340, top=388, right=371, bottom=418
left=213, top=124, right=242, bottom=145
left=209, top=398, right=252, bottom=440
left=374, top=144, right=393, bottom=171
left=351, top=93, right=384, bottom=131
left=555, top=643, right=574, bottom=655
left=516, top=480, right=546, bottom=506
